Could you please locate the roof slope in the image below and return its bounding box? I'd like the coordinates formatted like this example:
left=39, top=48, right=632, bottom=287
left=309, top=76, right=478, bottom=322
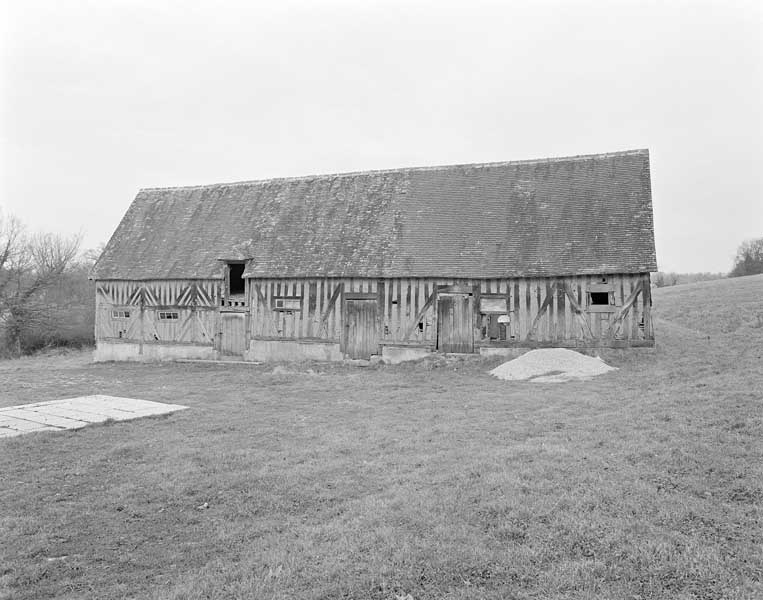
left=93, top=149, right=657, bottom=280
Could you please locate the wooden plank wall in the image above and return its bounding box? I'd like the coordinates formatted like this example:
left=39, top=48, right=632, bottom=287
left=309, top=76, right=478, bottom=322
left=482, top=273, right=651, bottom=344
left=249, top=277, right=464, bottom=343
left=95, top=274, right=654, bottom=349
left=249, top=274, right=653, bottom=346
left=95, top=279, right=220, bottom=344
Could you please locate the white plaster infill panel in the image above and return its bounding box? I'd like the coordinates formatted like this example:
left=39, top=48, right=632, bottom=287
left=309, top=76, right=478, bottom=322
left=0, top=395, right=188, bottom=438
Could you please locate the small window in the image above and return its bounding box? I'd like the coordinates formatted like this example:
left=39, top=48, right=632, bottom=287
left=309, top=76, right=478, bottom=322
left=273, top=297, right=302, bottom=311
left=589, top=292, right=611, bottom=305
left=158, top=311, right=179, bottom=320
left=111, top=310, right=130, bottom=319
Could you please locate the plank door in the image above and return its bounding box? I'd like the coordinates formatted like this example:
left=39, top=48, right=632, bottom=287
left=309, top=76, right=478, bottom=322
left=220, top=312, right=246, bottom=355
left=437, top=293, right=474, bottom=353
left=343, top=298, right=379, bottom=359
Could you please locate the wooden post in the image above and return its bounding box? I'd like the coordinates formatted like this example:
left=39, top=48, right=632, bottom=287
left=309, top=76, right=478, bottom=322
left=244, top=277, right=251, bottom=351
left=641, top=273, right=652, bottom=339
left=139, top=286, right=145, bottom=355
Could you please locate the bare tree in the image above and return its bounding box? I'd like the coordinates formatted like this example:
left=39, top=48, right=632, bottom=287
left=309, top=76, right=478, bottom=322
left=730, top=237, right=763, bottom=277
left=0, top=211, right=82, bottom=356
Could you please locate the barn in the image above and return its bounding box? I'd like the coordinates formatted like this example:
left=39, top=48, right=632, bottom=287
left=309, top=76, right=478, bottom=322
left=91, top=149, right=657, bottom=362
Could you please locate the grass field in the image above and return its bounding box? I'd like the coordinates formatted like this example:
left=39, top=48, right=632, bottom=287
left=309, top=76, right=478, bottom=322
left=1, top=275, right=761, bottom=599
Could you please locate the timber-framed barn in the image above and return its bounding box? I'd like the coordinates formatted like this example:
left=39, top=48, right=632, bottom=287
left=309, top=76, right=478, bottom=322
left=91, top=149, right=657, bottom=362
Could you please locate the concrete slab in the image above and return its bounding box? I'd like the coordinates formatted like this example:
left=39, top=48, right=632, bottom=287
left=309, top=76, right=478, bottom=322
left=0, top=409, right=88, bottom=429
left=0, top=395, right=188, bottom=439
left=381, top=345, right=434, bottom=364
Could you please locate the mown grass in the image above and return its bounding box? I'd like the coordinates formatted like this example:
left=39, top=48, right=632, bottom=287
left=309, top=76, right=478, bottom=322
left=1, top=276, right=761, bottom=599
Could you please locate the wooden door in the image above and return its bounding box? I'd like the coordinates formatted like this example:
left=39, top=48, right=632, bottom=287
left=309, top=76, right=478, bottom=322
left=220, top=312, right=246, bottom=355
left=343, top=298, right=379, bottom=359
left=437, top=293, right=474, bottom=353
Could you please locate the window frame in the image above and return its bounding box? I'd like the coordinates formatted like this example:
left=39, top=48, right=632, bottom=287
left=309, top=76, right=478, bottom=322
left=157, top=311, right=180, bottom=320
left=272, top=296, right=303, bottom=311
left=587, top=282, right=616, bottom=313
left=479, top=294, right=508, bottom=314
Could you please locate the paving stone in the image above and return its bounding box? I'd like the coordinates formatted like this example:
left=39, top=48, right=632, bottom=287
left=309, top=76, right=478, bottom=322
left=28, top=407, right=107, bottom=423
left=1, top=409, right=87, bottom=429
left=0, top=396, right=188, bottom=438
left=0, top=416, right=53, bottom=431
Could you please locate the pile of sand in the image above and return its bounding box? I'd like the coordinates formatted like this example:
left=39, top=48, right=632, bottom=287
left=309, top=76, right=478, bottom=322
left=489, top=348, right=617, bottom=383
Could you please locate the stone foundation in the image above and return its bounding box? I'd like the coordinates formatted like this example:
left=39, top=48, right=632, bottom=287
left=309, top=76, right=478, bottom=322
left=245, top=339, right=344, bottom=362
left=381, top=345, right=434, bottom=364
left=93, top=341, right=217, bottom=362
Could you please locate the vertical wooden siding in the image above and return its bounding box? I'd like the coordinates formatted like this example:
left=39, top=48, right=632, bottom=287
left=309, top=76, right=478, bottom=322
left=485, top=273, right=651, bottom=344
left=249, top=277, right=459, bottom=344
left=248, top=274, right=653, bottom=346
left=96, top=274, right=654, bottom=349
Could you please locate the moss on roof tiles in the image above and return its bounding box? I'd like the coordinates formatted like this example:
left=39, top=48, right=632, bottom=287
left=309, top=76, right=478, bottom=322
left=92, top=149, right=657, bottom=280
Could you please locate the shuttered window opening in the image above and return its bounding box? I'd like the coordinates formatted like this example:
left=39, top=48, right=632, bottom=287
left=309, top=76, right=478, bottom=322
left=273, top=297, right=302, bottom=311
left=480, top=296, right=507, bottom=313
left=589, top=292, right=611, bottom=305
left=587, top=282, right=616, bottom=312
left=479, top=294, right=510, bottom=341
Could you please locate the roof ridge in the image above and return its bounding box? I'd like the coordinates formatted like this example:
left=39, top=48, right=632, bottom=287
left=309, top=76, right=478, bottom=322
left=138, top=148, right=649, bottom=193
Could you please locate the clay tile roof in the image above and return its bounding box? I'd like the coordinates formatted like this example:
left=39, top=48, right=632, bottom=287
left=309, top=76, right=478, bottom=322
left=92, top=149, right=657, bottom=280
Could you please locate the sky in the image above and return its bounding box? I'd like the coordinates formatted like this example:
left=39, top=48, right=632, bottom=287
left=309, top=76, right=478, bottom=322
left=1, top=0, right=761, bottom=273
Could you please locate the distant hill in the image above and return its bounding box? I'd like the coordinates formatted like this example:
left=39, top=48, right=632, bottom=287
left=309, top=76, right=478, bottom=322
left=652, top=273, right=763, bottom=336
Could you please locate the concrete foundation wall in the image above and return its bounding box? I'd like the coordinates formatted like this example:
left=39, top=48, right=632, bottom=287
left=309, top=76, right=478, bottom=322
left=245, top=339, right=344, bottom=362
left=478, top=347, right=529, bottom=360
left=93, top=341, right=217, bottom=362
left=381, top=345, right=433, bottom=364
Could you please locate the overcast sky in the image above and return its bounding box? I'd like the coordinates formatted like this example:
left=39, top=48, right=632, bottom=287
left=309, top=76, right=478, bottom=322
left=1, top=0, right=761, bottom=273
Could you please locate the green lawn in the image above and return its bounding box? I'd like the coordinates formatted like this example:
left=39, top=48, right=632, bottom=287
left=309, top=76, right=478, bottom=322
left=1, top=276, right=762, bottom=599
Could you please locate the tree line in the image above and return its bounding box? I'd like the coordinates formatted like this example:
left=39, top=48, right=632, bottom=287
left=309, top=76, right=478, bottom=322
left=0, top=211, right=97, bottom=357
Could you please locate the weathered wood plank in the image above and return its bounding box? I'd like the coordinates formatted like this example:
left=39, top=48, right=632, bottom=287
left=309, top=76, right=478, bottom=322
left=642, top=274, right=652, bottom=340
left=547, top=280, right=554, bottom=341
left=253, top=283, right=277, bottom=336
left=396, top=278, right=402, bottom=339
left=563, top=282, right=594, bottom=339
left=526, top=282, right=555, bottom=341
left=608, top=279, right=643, bottom=338
left=402, top=289, right=438, bottom=341
left=558, top=281, right=566, bottom=341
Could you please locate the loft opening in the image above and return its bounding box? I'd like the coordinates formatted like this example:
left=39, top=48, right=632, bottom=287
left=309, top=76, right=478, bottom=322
left=273, top=297, right=302, bottom=311
left=228, top=263, right=245, bottom=296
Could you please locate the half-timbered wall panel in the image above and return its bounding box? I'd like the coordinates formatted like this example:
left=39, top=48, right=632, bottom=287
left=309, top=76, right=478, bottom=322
left=96, top=274, right=653, bottom=350
left=95, top=279, right=221, bottom=344
left=249, top=277, right=460, bottom=344
left=96, top=280, right=220, bottom=308
left=248, top=274, right=652, bottom=347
